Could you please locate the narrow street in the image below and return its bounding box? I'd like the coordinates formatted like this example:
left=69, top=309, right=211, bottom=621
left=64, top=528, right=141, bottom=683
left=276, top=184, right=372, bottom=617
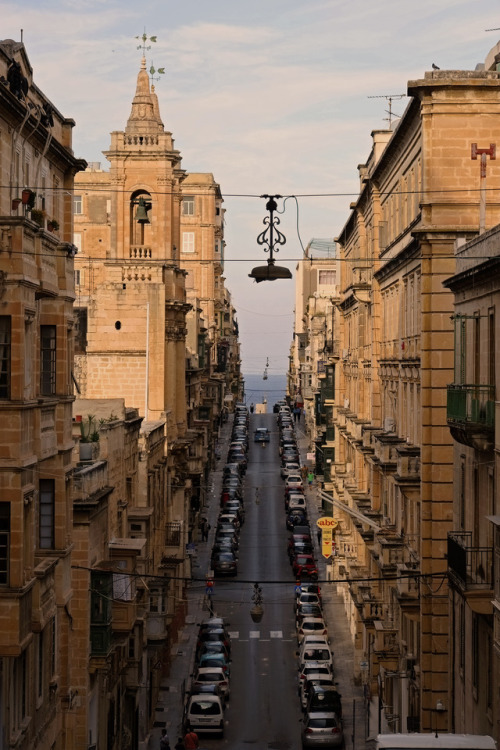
left=154, top=411, right=367, bottom=749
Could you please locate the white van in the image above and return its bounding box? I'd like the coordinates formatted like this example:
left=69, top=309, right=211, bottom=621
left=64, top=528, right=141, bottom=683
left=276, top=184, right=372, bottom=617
left=185, top=694, right=224, bottom=737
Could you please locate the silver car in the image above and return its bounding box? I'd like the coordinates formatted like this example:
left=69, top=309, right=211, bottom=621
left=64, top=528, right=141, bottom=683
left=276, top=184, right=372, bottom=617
left=301, top=711, right=344, bottom=748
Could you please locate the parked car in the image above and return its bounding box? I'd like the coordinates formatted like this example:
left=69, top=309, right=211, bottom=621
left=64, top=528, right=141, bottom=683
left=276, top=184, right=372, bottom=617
left=285, top=474, right=304, bottom=492
left=297, top=617, right=329, bottom=644
left=306, top=685, right=342, bottom=719
left=212, top=551, right=238, bottom=576
left=297, top=663, right=333, bottom=694
left=297, top=583, right=322, bottom=603
left=254, top=427, right=271, bottom=443
left=288, top=495, right=307, bottom=512
left=295, top=603, right=324, bottom=625
left=281, top=461, right=301, bottom=479
left=299, top=675, right=336, bottom=711
left=305, top=685, right=343, bottom=718
left=224, top=502, right=245, bottom=525
left=295, top=592, right=321, bottom=611
left=197, top=640, right=231, bottom=662
left=226, top=452, right=247, bottom=470
left=193, top=666, right=230, bottom=700
left=217, top=513, right=240, bottom=530
left=184, top=694, right=225, bottom=737
left=197, top=652, right=231, bottom=676
left=289, top=542, right=315, bottom=563
left=298, top=646, right=334, bottom=674
left=292, top=554, right=319, bottom=579
left=300, top=711, right=344, bottom=748
left=287, top=510, right=309, bottom=531
left=196, top=628, right=231, bottom=658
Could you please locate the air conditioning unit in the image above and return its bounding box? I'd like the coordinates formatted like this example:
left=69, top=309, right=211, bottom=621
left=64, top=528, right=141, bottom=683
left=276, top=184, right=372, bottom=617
left=384, top=417, right=395, bottom=433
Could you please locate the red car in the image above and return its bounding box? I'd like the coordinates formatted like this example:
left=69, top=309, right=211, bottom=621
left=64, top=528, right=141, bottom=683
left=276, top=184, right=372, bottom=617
left=292, top=553, right=319, bottom=579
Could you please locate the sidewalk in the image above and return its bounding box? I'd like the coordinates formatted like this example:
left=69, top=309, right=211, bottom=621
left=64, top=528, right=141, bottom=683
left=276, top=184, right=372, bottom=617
left=151, top=419, right=233, bottom=747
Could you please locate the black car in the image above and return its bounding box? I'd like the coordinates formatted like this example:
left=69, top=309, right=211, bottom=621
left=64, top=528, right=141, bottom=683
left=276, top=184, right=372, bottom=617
left=286, top=509, right=308, bottom=531
left=305, top=685, right=343, bottom=718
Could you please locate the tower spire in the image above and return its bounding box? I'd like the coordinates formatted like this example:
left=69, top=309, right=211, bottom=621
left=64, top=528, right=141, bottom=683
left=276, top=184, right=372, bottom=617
left=125, top=56, right=159, bottom=134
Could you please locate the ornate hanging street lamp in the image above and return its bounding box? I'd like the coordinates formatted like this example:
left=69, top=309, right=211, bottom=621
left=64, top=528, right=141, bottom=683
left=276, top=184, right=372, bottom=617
left=249, top=195, right=293, bottom=282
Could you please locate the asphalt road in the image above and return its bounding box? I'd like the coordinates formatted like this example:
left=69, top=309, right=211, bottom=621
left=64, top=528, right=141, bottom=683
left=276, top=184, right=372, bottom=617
left=205, top=412, right=303, bottom=749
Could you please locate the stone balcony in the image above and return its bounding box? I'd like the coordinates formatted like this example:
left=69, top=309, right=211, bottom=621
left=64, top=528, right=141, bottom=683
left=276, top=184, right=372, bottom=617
left=372, top=534, right=406, bottom=571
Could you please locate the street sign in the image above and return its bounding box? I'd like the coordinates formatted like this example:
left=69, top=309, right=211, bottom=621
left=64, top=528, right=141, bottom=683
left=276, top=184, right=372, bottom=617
left=316, top=517, right=338, bottom=529
left=322, top=534, right=333, bottom=559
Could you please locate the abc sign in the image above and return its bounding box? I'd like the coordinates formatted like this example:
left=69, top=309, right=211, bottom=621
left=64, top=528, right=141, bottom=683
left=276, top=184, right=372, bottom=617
left=316, top=517, right=338, bottom=529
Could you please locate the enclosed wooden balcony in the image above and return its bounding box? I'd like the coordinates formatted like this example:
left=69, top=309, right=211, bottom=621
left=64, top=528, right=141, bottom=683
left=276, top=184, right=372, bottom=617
left=447, top=384, right=494, bottom=450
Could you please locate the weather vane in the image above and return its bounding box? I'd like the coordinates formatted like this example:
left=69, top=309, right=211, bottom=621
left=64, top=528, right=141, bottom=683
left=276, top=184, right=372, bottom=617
left=135, top=31, right=166, bottom=84
left=135, top=31, right=157, bottom=55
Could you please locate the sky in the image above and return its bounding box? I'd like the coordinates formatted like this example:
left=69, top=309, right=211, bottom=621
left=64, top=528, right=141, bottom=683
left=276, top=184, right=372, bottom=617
left=3, top=0, right=500, bottom=376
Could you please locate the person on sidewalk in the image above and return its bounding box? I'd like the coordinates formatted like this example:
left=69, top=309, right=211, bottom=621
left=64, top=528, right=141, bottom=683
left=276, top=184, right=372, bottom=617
left=184, top=726, right=199, bottom=749
left=307, top=470, right=314, bottom=486
left=160, top=728, right=170, bottom=750
left=174, top=737, right=185, bottom=750
left=200, top=518, right=210, bottom=541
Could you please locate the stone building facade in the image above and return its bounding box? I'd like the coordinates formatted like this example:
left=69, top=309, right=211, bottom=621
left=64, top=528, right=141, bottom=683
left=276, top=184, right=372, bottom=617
left=443, top=224, right=499, bottom=741
left=290, top=44, right=500, bottom=738
left=0, top=39, right=85, bottom=749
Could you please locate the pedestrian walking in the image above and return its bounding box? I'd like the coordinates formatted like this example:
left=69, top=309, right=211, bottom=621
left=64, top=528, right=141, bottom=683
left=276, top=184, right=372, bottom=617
left=250, top=402, right=254, bottom=413
left=200, top=518, right=210, bottom=541
left=307, top=470, right=314, bottom=486
left=160, top=728, right=170, bottom=750
left=184, top=726, right=199, bottom=750
left=174, top=738, right=185, bottom=750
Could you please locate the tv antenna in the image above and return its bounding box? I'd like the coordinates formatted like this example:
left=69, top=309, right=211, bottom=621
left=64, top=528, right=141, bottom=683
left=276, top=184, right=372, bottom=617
left=368, top=94, right=406, bottom=128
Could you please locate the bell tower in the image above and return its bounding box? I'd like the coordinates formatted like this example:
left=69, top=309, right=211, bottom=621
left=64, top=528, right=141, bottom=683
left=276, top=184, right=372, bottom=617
left=104, top=56, right=185, bottom=262
left=74, top=57, right=189, bottom=434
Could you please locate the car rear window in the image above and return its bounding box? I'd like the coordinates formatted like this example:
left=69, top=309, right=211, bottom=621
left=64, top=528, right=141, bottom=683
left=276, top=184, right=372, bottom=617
left=308, top=717, right=338, bottom=729
left=190, top=700, right=221, bottom=715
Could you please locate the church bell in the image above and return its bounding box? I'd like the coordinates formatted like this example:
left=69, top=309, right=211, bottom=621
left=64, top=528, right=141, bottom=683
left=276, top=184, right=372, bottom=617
left=135, top=197, right=150, bottom=224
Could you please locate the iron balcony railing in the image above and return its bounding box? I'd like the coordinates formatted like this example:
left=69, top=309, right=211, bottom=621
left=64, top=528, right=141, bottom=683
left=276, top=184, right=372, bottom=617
left=447, top=531, right=493, bottom=589
left=446, top=384, right=495, bottom=428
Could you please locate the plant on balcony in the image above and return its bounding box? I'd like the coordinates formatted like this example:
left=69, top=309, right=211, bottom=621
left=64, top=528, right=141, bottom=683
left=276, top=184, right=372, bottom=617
left=30, top=208, right=46, bottom=227
left=22, top=189, right=36, bottom=208
left=47, top=219, right=59, bottom=232
left=80, top=414, right=100, bottom=443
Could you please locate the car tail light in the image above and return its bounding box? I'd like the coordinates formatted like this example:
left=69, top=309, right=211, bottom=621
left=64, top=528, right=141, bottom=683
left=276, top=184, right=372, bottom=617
left=305, top=729, right=314, bottom=735
left=220, top=680, right=228, bottom=688
left=332, top=728, right=341, bottom=734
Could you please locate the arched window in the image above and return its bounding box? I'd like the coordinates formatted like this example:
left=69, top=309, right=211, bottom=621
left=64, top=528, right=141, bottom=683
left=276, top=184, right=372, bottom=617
left=129, top=190, right=152, bottom=248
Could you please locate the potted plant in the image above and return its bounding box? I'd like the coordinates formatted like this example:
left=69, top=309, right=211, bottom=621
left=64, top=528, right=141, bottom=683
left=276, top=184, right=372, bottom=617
left=79, top=414, right=99, bottom=460
left=12, top=198, right=21, bottom=210
left=22, top=189, right=36, bottom=208
left=47, top=219, right=59, bottom=232
left=30, top=208, right=46, bottom=227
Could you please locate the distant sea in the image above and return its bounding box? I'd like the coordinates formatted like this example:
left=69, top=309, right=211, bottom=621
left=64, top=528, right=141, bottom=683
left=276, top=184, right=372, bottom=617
left=243, top=372, right=287, bottom=410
